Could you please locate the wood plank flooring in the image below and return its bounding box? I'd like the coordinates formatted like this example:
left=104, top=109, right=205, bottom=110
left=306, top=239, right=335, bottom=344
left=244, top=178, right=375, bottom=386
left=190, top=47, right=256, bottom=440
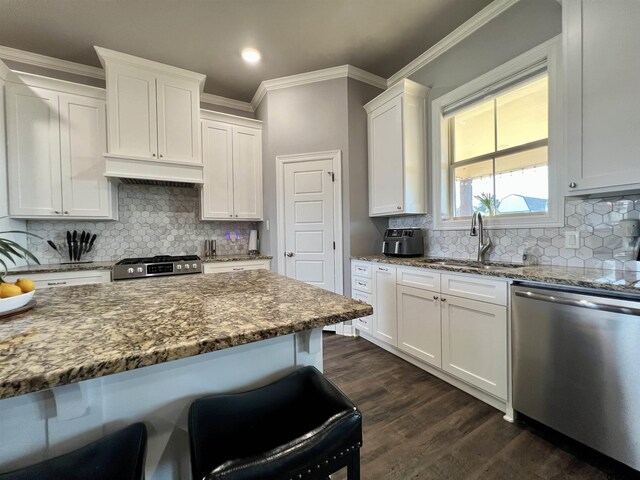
left=322, top=333, right=640, bottom=480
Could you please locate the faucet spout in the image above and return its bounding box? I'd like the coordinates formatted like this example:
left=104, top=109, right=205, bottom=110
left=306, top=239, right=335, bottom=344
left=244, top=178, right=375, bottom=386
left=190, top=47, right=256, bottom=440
left=470, top=212, right=491, bottom=263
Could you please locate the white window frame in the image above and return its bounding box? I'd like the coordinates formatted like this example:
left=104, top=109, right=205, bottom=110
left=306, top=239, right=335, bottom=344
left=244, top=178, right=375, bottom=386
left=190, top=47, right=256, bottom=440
left=432, top=36, right=564, bottom=230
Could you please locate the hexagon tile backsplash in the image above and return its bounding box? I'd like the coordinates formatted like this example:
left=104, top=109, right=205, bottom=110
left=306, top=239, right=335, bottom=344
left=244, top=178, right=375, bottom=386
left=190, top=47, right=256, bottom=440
left=26, top=185, right=258, bottom=264
left=389, top=195, right=640, bottom=269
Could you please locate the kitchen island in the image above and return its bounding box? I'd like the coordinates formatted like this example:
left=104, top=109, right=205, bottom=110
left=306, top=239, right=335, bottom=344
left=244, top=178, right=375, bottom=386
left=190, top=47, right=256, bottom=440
left=0, top=270, right=371, bottom=479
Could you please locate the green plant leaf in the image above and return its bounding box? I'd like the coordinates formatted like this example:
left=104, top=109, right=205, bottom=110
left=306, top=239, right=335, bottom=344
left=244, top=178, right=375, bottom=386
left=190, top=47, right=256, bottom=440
left=1, top=239, right=40, bottom=265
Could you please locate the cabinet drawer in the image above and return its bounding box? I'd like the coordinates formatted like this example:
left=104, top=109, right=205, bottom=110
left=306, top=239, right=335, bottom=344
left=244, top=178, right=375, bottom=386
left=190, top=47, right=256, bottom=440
left=397, top=267, right=440, bottom=291
left=352, top=290, right=373, bottom=335
left=351, top=262, right=371, bottom=279
left=203, top=260, right=271, bottom=274
left=352, top=277, right=372, bottom=294
left=441, top=273, right=507, bottom=306
left=5, top=270, right=111, bottom=289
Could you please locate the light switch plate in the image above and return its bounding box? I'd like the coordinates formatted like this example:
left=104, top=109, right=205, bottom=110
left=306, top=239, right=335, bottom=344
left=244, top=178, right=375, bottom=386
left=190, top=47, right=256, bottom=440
left=564, top=231, right=580, bottom=249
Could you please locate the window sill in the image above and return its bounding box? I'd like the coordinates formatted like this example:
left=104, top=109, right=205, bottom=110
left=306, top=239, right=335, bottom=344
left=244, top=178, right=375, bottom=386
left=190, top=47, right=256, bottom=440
left=434, top=215, right=564, bottom=231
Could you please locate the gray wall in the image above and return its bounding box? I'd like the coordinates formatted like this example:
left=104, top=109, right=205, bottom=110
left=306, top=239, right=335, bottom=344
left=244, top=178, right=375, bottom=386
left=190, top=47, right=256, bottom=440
left=256, top=77, right=384, bottom=292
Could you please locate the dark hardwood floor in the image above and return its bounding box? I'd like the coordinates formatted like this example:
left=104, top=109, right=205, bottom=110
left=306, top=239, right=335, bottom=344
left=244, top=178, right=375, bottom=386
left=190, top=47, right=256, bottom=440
left=322, top=332, right=640, bottom=480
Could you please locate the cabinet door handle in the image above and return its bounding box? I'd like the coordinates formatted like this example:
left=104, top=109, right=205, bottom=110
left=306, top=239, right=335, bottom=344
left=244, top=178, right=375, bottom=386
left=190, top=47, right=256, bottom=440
left=569, top=182, right=577, bottom=188
left=53, top=210, right=60, bottom=214
left=441, top=298, right=447, bottom=302
left=232, top=267, right=244, bottom=271
left=378, top=267, right=388, bottom=271
left=357, top=281, right=366, bottom=286
left=47, top=281, right=67, bottom=286
left=433, top=295, right=439, bottom=300
left=285, top=252, right=294, bottom=257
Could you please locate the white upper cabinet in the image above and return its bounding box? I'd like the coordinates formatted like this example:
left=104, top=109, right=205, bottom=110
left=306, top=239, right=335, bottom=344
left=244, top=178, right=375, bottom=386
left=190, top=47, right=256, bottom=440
left=96, top=47, right=205, bottom=184
left=365, top=79, right=429, bottom=217
left=565, top=0, right=640, bottom=195
left=5, top=75, right=116, bottom=219
left=201, top=111, right=263, bottom=221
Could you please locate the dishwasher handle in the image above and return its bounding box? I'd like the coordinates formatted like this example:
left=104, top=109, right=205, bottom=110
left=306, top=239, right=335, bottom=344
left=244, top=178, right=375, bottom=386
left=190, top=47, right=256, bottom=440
left=514, top=290, right=640, bottom=316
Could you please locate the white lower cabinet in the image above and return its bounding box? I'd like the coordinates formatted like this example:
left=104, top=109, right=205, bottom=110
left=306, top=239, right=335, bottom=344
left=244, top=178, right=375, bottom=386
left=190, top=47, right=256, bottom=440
left=351, top=260, right=509, bottom=405
left=441, top=295, right=507, bottom=399
left=397, top=285, right=441, bottom=368
left=4, top=270, right=111, bottom=289
left=202, top=259, right=271, bottom=274
left=372, top=264, right=397, bottom=346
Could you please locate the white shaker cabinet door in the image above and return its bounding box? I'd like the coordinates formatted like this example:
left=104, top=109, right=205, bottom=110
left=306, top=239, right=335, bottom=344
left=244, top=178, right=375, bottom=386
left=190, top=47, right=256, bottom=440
left=106, top=64, right=157, bottom=160
left=232, top=126, right=263, bottom=220
left=201, top=120, right=234, bottom=220
left=156, top=74, right=201, bottom=164
left=441, top=295, right=507, bottom=400
left=368, top=95, right=404, bottom=216
left=59, top=94, right=112, bottom=218
left=352, top=289, right=373, bottom=335
left=6, top=84, right=63, bottom=217
left=565, top=0, right=640, bottom=194
left=372, top=264, right=397, bottom=346
left=397, top=285, right=442, bottom=368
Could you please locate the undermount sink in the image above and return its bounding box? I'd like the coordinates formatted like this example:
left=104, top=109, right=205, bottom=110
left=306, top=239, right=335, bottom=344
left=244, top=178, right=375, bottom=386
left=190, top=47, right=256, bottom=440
left=416, top=259, right=522, bottom=270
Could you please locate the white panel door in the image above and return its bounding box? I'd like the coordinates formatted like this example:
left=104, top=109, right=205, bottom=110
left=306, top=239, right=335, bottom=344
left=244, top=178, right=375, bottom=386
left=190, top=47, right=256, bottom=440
left=156, top=75, right=200, bottom=164
left=6, top=84, right=63, bottom=217
left=232, top=126, right=263, bottom=220
left=106, top=64, right=157, bottom=159
left=59, top=94, right=111, bottom=218
left=369, top=95, right=404, bottom=215
left=201, top=120, right=234, bottom=220
left=397, top=285, right=441, bottom=367
left=372, top=264, right=397, bottom=346
left=283, top=159, right=335, bottom=292
left=441, top=295, right=507, bottom=399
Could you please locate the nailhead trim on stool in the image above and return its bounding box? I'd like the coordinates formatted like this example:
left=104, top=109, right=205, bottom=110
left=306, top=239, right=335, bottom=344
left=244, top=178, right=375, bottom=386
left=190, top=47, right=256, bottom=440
left=189, top=366, right=362, bottom=480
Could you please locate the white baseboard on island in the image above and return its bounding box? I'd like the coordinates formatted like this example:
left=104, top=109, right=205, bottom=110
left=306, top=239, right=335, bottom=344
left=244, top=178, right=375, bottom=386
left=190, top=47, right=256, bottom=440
left=0, top=329, right=324, bottom=480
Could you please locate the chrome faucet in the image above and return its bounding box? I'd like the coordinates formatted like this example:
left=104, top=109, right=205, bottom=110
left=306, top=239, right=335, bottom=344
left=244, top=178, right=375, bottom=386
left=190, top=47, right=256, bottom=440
left=470, top=211, right=491, bottom=263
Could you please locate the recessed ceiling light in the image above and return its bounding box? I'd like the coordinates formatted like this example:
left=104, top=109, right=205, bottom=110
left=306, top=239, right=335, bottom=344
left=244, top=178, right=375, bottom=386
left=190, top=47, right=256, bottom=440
left=241, top=48, right=261, bottom=64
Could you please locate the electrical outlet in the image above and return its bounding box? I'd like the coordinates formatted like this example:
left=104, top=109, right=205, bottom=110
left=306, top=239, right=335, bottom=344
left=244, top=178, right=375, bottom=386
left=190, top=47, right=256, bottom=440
left=565, top=231, right=580, bottom=249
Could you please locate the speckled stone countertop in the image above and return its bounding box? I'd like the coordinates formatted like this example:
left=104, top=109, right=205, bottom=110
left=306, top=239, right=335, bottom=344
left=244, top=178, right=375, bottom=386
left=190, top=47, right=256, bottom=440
left=0, top=270, right=370, bottom=400
left=5, top=255, right=273, bottom=276
left=352, top=255, right=640, bottom=295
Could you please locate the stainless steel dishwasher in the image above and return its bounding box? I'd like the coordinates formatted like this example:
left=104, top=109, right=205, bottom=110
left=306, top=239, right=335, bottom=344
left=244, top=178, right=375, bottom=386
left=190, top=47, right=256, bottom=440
left=512, top=282, right=640, bottom=470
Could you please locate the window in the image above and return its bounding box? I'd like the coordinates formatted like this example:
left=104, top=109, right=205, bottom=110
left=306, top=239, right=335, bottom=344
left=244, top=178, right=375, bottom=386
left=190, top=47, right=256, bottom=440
left=432, top=38, right=563, bottom=229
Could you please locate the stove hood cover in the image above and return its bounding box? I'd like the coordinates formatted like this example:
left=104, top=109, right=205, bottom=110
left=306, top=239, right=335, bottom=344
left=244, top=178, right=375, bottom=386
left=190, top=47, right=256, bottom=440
left=104, top=154, right=204, bottom=185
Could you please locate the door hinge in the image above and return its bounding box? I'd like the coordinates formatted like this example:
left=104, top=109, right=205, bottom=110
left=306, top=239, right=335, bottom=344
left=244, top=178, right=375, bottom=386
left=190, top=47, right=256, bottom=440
left=333, top=241, right=336, bottom=250
left=327, top=171, right=335, bottom=182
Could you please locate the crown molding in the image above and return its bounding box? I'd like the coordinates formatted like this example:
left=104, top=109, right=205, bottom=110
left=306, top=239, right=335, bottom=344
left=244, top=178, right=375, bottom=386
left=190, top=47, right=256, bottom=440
left=387, top=0, right=521, bottom=86
left=200, top=109, right=262, bottom=128
left=200, top=92, right=253, bottom=112
left=0, top=59, right=9, bottom=81
left=0, top=45, right=105, bottom=80
left=251, top=64, right=386, bottom=109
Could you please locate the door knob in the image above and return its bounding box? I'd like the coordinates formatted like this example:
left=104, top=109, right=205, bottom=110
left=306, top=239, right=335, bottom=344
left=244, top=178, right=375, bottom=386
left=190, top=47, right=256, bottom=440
left=285, top=252, right=294, bottom=257
left=569, top=182, right=577, bottom=188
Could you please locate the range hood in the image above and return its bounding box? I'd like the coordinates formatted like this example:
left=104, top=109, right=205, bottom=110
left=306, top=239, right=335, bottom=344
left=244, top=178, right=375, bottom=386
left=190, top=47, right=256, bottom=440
left=118, top=177, right=199, bottom=188
left=103, top=154, right=204, bottom=186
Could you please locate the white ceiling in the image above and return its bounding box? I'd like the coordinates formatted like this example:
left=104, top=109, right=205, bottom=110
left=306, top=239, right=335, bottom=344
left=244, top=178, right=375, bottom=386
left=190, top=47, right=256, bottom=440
left=0, top=0, right=493, bottom=102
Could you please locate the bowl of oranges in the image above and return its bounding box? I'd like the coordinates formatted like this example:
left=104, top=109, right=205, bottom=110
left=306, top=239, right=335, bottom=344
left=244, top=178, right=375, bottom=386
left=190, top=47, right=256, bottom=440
left=0, top=278, right=36, bottom=315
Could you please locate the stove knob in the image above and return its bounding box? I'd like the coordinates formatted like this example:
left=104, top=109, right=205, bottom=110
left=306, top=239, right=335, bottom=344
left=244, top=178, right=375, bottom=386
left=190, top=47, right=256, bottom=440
left=137, top=267, right=143, bottom=273
left=192, top=263, right=198, bottom=269
left=184, top=264, right=190, bottom=270
left=176, top=264, right=182, bottom=270
left=127, top=268, right=134, bottom=274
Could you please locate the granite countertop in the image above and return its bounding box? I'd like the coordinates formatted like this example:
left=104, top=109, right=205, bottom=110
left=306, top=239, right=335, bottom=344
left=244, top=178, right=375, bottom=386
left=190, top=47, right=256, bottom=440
left=5, top=255, right=273, bottom=276
left=0, top=270, right=371, bottom=400
left=352, top=255, right=640, bottom=295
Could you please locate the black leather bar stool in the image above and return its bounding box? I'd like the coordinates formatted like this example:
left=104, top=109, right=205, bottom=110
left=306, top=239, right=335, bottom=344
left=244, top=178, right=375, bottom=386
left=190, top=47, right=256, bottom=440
left=189, top=366, right=362, bottom=480
left=0, top=422, right=147, bottom=480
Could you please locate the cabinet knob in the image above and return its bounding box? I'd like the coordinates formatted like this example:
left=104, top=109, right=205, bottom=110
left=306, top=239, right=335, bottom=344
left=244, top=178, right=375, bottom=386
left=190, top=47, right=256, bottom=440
left=64, top=211, right=69, bottom=215
left=229, top=214, right=233, bottom=217
left=433, top=295, right=439, bottom=300
left=53, top=210, right=60, bottom=214
left=235, top=214, right=238, bottom=217
left=159, top=154, right=164, bottom=158
left=569, top=182, right=577, bottom=188
left=397, top=206, right=402, bottom=210
left=441, top=298, right=447, bottom=302
left=152, top=153, right=156, bottom=157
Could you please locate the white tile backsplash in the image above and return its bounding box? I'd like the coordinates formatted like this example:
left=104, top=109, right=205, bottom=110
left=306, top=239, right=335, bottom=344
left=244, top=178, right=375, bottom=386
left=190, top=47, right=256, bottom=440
left=389, top=195, right=640, bottom=268
left=27, top=184, right=258, bottom=263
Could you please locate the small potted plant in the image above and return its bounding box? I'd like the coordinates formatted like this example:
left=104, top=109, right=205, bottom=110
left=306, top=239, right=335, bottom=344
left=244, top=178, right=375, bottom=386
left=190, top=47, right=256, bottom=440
left=0, top=231, right=40, bottom=314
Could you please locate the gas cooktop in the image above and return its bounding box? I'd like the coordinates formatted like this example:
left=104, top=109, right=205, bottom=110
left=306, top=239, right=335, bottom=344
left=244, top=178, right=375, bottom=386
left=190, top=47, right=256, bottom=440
left=113, top=255, right=202, bottom=280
